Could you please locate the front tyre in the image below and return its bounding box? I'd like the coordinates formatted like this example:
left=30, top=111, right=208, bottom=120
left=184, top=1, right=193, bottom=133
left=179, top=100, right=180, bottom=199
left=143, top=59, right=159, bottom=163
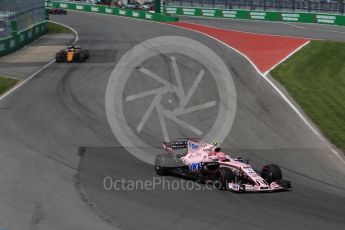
left=79, top=52, right=86, bottom=62
left=154, top=154, right=175, bottom=176
left=213, top=167, right=235, bottom=190
left=261, top=164, right=282, bottom=183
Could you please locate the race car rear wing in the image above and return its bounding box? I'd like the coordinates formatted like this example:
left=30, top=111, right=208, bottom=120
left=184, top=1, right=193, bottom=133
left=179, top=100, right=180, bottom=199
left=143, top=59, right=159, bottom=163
left=163, top=140, right=188, bottom=150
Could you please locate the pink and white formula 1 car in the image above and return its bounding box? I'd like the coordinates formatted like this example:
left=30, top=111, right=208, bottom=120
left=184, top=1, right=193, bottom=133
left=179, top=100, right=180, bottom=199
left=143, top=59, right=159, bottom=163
left=154, top=139, right=291, bottom=192
left=49, top=8, right=67, bottom=15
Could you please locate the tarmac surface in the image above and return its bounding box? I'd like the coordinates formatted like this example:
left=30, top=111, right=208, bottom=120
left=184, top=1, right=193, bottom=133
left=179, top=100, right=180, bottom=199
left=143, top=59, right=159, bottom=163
left=0, top=11, right=344, bottom=230
left=0, top=33, right=74, bottom=80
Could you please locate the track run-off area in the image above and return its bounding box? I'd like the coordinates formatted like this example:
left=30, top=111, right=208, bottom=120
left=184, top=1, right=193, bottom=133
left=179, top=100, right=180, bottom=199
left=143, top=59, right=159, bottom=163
left=0, top=10, right=345, bottom=230
left=167, top=22, right=310, bottom=74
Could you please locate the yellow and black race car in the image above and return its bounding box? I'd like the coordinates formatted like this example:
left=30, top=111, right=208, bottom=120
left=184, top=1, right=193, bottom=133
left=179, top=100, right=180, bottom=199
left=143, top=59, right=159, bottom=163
left=55, top=46, right=89, bottom=63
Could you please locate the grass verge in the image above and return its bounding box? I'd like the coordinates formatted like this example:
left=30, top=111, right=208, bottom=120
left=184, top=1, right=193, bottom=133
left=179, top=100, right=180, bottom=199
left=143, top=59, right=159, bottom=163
left=47, top=21, right=73, bottom=34
left=0, top=76, right=19, bottom=95
left=271, top=40, right=345, bottom=152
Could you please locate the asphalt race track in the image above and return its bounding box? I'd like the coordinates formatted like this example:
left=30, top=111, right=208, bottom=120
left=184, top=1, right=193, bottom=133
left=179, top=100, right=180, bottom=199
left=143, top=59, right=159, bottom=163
left=0, top=11, right=344, bottom=230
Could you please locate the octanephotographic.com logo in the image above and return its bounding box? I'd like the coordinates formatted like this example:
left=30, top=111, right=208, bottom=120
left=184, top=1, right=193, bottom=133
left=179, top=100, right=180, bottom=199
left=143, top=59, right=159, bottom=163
left=105, top=36, right=237, bottom=165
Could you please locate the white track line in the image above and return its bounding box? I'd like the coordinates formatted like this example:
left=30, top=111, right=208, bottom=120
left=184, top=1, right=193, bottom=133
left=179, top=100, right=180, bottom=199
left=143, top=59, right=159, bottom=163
left=168, top=24, right=316, bottom=136
left=331, top=148, right=345, bottom=164
left=50, top=20, right=79, bottom=45
left=0, top=21, right=78, bottom=102
left=0, top=59, right=55, bottom=101
left=263, top=41, right=310, bottom=75
left=165, top=23, right=345, bottom=164
left=288, top=23, right=345, bottom=34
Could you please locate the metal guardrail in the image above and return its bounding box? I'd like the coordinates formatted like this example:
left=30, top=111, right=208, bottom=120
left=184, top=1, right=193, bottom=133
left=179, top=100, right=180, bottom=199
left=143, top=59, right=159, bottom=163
left=49, top=1, right=177, bottom=21
left=0, top=0, right=47, bottom=57
left=166, top=0, right=345, bottom=15
left=0, top=0, right=46, bottom=38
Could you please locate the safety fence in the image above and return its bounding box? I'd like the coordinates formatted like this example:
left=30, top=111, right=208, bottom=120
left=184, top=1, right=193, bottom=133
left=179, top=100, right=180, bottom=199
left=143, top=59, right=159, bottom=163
left=166, top=0, right=345, bottom=15
left=47, top=1, right=345, bottom=26
left=0, top=0, right=46, bottom=37
left=0, top=0, right=47, bottom=57
left=50, top=1, right=178, bottom=22
left=163, top=5, right=345, bottom=25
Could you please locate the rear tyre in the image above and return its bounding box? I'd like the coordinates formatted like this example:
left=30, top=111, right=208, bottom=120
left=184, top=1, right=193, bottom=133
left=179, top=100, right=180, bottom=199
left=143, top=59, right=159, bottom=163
left=154, top=154, right=175, bottom=176
left=55, top=52, right=63, bottom=63
left=261, top=164, right=282, bottom=183
left=213, top=167, right=235, bottom=190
